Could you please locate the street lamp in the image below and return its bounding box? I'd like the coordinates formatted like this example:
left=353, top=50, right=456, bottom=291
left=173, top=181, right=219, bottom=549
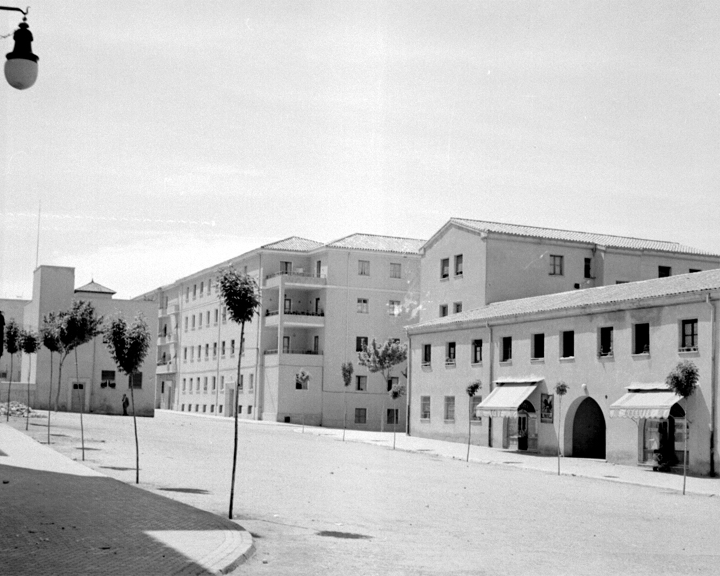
left=1, top=6, right=38, bottom=90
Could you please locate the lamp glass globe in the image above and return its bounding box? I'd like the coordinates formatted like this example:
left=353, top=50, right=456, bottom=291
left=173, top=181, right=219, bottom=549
left=4, top=58, right=38, bottom=90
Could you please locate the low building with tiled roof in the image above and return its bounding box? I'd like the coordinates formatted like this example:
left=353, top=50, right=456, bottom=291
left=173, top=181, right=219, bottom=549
left=406, top=268, right=720, bottom=476
left=418, top=217, right=720, bottom=325
left=326, top=233, right=425, bottom=254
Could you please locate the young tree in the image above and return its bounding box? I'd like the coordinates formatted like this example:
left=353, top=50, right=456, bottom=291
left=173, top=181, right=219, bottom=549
left=40, top=313, right=63, bottom=444
left=296, top=369, right=311, bottom=433
left=389, top=382, right=406, bottom=450
left=357, top=338, right=407, bottom=432
left=4, top=319, right=21, bottom=422
left=58, top=301, right=103, bottom=461
left=19, top=329, right=40, bottom=430
left=216, top=267, right=261, bottom=520
left=466, top=380, right=481, bottom=462
left=555, top=381, right=569, bottom=475
left=103, top=314, right=151, bottom=484
left=666, top=360, right=699, bottom=495
left=341, top=362, right=354, bottom=442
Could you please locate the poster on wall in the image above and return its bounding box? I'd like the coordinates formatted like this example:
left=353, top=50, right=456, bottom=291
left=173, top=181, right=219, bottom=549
left=541, top=393, right=554, bottom=423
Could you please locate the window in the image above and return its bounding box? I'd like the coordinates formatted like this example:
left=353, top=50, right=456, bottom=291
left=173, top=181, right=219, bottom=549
left=206, top=311, right=210, bottom=325
left=471, top=396, right=483, bottom=422
left=453, top=302, right=462, bottom=314
left=204, top=344, right=209, bottom=359
left=210, top=405, right=214, bottom=413
left=184, top=317, right=188, bottom=331
left=212, top=376, right=216, bottom=390
left=658, top=266, right=671, bottom=278
left=203, top=377, right=208, bottom=391
left=549, top=255, right=563, bottom=276
left=281, top=261, right=292, bottom=274
left=422, top=344, right=432, bottom=366
left=238, top=405, right=243, bottom=414
left=220, top=376, right=225, bottom=391
left=316, top=260, right=322, bottom=277
left=446, top=342, right=456, bottom=366
left=296, top=372, right=308, bottom=390
left=248, top=406, right=252, bottom=415
left=561, top=331, right=575, bottom=358
left=599, top=327, right=613, bottom=357
left=219, top=405, right=223, bottom=414
left=472, top=339, right=482, bottom=364
left=231, top=339, right=236, bottom=356
left=440, top=258, right=450, bottom=279
left=454, top=254, right=463, bottom=276
left=420, top=396, right=431, bottom=420
left=207, top=280, right=212, bottom=294
left=213, top=342, right=217, bottom=358
left=249, top=374, right=254, bottom=392
left=387, top=408, right=399, bottom=425
left=221, top=341, right=226, bottom=357
left=198, top=314, right=202, bottom=328
left=616, top=280, right=629, bottom=285
left=633, top=323, right=650, bottom=354
left=182, top=378, right=186, bottom=391
left=214, top=309, right=219, bottom=324
left=196, top=378, right=200, bottom=390
left=356, top=376, right=367, bottom=391
left=191, top=315, right=196, bottom=330
left=185, top=287, right=190, bottom=301
left=181, top=404, right=185, bottom=411
left=439, top=304, right=448, bottom=317
left=584, top=258, right=592, bottom=279
left=221, top=307, right=227, bottom=323
left=130, top=372, right=142, bottom=389
left=200, top=281, right=204, bottom=295
left=390, top=263, right=401, bottom=278
left=356, top=336, right=368, bottom=352
left=241, top=337, right=245, bottom=355
left=357, top=298, right=369, bottom=313
left=444, top=396, right=455, bottom=421
left=681, top=319, right=698, bottom=350
left=501, top=337, right=512, bottom=362
left=238, top=375, right=244, bottom=391
left=387, top=376, right=399, bottom=392
left=193, top=284, right=197, bottom=299
left=689, top=269, right=701, bottom=273
left=532, top=333, right=545, bottom=360
left=101, top=370, right=115, bottom=388
left=355, top=408, right=367, bottom=424
left=388, top=300, right=401, bottom=316
left=358, top=260, right=370, bottom=276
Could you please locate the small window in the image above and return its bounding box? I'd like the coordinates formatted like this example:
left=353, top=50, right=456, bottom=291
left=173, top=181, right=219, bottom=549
left=206, top=311, right=210, bottom=325
left=101, top=370, right=116, bottom=388
left=213, top=342, right=217, bottom=358
left=681, top=319, right=698, bottom=350
left=200, top=281, right=204, bottom=295
left=355, top=408, right=367, bottom=424
left=388, top=300, right=401, bottom=316
left=219, top=405, right=223, bottom=414
left=185, top=287, right=190, bottom=301
left=205, top=344, right=209, bottom=359
left=356, top=336, right=368, bottom=352
left=210, top=405, right=214, bottom=413
left=440, top=258, right=450, bottom=279
left=532, top=333, right=545, bottom=360
left=387, top=408, right=399, bottom=425
left=356, top=375, right=367, bottom=391
left=358, top=260, right=370, bottom=276
left=238, top=405, right=243, bottom=414
left=658, top=266, right=671, bottom=278
left=192, top=315, right=196, bottom=329
left=616, top=280, right=629, bottom=285
left=202, top=404, right=207, bottom=413
left=454, top=254, right=463, bottom=277
left=130, top=372, right=142, bottom=389
left=599, top=327, right=613, bottom=357
left=221, top=341, right=226, bottom=356
left=439, top=304, right=448, bottom=317
left=220, top=376, right=225, bottom=391
left=422, top=344, right=432, bottom=366
left=549, top=255, right=564, bottom=276
left=193, top=284, right=197, bottom=299
left=212, top=376, right=216, bottom=390
left=181, top=404, right=185, bottom=411
left=633, top=323, right=650, bottom=354
left=203, top=377, right=208, bottom=391
left=689, top=269, right=701, bottom=273
left=471, top=339, right=482, bottom=364
left=420, top=396, right=431, bottom=420
left=387, top=376, right=399, bottom=392
left=501, top=337, right=512, bottom=362
left=196, top=378, right=200, bottom=390
left=357, top=298, right=369, bottom=314
left=446, top=342, right=456, bottom=366
left=221, top=307, right=227, bottom=323
left=231, top=339, right=236, bottom=356
left=444, top=396, right=455, bottom=421
left=238, top=375, right=244, bottom=392
left=471, top=396, right=483, bottom=422
left=214, top=309, right=219, bottom=324
left=584, top=258, right=592, bottom=279
left=561, top=331, right=574, bottom=358
left=182, top=378, right=187, bottom=391
left=390, top=263, right=401, bottom=278
left=453, top=302, right=462, bottom=314
left=184, top=317, right=188, bottom=331
left=248, top=406, right=252, bottom=415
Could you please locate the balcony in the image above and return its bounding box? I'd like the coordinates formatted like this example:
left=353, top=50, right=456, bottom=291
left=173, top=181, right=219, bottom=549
left=158, top=300, right=180, bottom=317
left=264, top=271, right=326, bottom=290
left=157, top=333, right=174, bottom=346
left=264, top=309, right=325, bottom=328
left=263, top=349, right=324, bottom=369
left=156, top=360, right=177, bottom=374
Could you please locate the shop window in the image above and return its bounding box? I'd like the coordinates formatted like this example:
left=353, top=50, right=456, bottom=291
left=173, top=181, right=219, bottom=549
left=599, top=327, right=613, bottom=357
left=471, top=339, right=482, bottom=364
left=501, top=337, right=512, bottom=362
left=420, top=396, right=431, bottom=420
left=532, top=333, right=544, bottom=360
left=561, top=331, right=574, bottom=358
left=355, top=408, right=367, bottom=424
left=633, top=323, right=650, bottom=354
left=680, top=319, right=698, bottom=351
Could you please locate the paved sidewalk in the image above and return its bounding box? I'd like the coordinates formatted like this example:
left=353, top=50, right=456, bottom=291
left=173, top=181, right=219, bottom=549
left=0, top=423, right=253, bottom=576
left=165, top=410, right=720, bottom=497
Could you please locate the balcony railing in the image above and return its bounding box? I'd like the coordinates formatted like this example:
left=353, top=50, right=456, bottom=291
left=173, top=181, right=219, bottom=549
left=265, top=309, right=324, bottom=317
left=265, top=271, right=324, bottom=280
left=264, top=349, right=322, bottom=355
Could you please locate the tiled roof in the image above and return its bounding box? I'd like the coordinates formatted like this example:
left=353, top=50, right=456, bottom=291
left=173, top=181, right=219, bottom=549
left=75, top=280, right=116, bottom=295
left=449, top=218, right=720, bottom=256
left=261, top=236, right=324, bottom=252
left=325, top=233, right=425, bottom=254
left=409, top=269, right=720, bottom=333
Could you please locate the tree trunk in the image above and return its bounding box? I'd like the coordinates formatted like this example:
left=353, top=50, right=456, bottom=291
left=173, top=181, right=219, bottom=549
left=466, top=397, right=472, bottom=462
left=47, top=352, right=53, bottom=445
left=54, top=354, right=66, bottom=412
left=6, top=353, right=13, bottom=422
left=26, top=354, right=32, bottom=431
left=75, top=349, right=85, bottom=461
left=129, top=374, right=140, bottom=484
left=683, top=419, right=688, bottom=495
left=342, top=389, right=347, bottom=442
left=557, top=395, right=563, bottom=476
left=229, top=322, right=245, bottom=519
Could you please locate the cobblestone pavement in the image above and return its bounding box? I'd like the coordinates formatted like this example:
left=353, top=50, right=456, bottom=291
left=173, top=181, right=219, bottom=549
left=9, top=410, right=720, bottom=575
left=0, top=423, right=253, bottom=575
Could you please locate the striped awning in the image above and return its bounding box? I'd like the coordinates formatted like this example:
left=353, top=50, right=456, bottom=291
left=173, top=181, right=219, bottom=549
left=609, top=383, right=683, bottom=419
left=475, top=381, right=539, bottom=418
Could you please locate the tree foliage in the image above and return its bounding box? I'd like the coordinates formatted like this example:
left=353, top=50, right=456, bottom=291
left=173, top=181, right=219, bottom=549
left=666, top=360, right=699, bottom=399
left=4, top=319, right=21, bottom=355
left=41, top=312, right=64, bottom=354
left=555, top=381, right=568, bottom=396
left=389, top=383, right=406, bottom=400
left=20, top=330, right=40, bottom=355
left=58, top=300, right=103, bottom=353
left=341, top=362, right=354, bottom=387
left=216, top=267, right=261, bottom=325
left=357, top=338, right=408, bottom=382
left=102, top=315, right=151, bottom=375
left=467, top=380, right=481, bottom=398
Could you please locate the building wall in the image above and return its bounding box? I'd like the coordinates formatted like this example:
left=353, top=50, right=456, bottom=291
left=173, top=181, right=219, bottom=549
left=409, top=296, right=719, bottom=475
left=0, top=297, right=30, bottom=383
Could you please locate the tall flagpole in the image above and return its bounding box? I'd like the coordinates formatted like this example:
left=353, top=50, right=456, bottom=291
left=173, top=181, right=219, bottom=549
left=35, top=199, right=41, bottom=269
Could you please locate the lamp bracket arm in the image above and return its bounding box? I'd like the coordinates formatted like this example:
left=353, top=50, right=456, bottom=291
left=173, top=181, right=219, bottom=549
left=0, top=6, right=28, bottom=16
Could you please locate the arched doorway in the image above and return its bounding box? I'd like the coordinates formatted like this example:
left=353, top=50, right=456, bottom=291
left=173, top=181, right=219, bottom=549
left=572, top=397, right=606, bottom=459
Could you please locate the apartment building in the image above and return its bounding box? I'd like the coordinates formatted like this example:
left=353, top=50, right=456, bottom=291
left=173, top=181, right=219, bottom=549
left=1, top=266, right=157, bottom=416
left=144, top=233, right=423, bottom=431
left=420, top=218, right=720, bottom=323
left=407, top=270, right=720, bottom=476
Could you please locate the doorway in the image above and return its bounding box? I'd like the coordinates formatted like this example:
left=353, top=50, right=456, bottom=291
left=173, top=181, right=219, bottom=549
left=71, top=382, right=85, bottom=413
left=572, top=397, right=606, bottom=459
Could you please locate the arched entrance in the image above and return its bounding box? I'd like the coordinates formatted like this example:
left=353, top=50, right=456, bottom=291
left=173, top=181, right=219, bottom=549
left=572, top=397, right=606, bottom=459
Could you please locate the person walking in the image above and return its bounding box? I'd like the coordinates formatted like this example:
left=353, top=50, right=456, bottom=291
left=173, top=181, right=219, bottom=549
left=122, top=394, right=129, bottom=416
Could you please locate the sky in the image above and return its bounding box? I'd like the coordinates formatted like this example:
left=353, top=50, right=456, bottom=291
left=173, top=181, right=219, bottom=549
left=1, top=1, right=719, bottom=300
